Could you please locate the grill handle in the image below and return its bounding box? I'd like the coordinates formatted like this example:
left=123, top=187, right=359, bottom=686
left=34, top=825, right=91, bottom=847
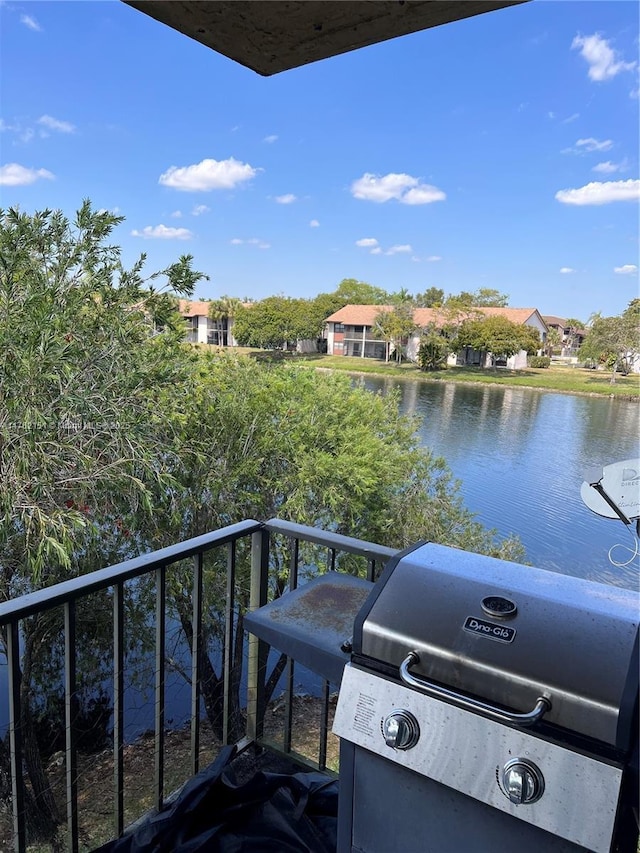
left=400, top=652, right=551, bottom=727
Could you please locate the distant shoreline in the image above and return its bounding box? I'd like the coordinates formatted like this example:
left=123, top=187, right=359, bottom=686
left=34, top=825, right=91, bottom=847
left=312, top=364, right=640, bottom=402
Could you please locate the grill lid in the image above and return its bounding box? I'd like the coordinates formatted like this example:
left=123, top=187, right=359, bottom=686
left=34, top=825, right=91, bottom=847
left=353, top=543, right=639, bottom=749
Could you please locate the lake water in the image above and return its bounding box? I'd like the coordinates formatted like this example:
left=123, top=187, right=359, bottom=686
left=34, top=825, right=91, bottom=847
left=361, top=377, right=640, bottom=591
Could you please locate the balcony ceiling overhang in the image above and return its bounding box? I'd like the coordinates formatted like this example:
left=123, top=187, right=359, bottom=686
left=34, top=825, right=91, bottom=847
left=123, top=1, right=528, bottom=76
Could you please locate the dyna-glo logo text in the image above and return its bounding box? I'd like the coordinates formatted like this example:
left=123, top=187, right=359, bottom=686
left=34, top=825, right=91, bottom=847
left=464, top=616, right=516, bottom=643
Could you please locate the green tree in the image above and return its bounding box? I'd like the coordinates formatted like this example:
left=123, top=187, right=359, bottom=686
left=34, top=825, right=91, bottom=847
left=446, top=288, right=509, bottom=307
left=562, top=317, right=585, bottom=353
left=0, top=202, right=206, bottom=843
left=544, top=326, right=562, bottom=357
left=473, top=288, right=510, bottom=307
left=332, top=277, right=389, bottom=305
left=579, top=300, right=640, bottom=383
left=456, top=316, right=540, bottom=367
left=417, top=326, right=450, bottom=370
left=208, top=295, right=241, bottom=346
left=373, top=305, right=416, bottom=363
left=389, top=287, right=414, bottom=306
left=231, top=296, right=310, bottom=349
left=414, top=287, right=444, bottom=308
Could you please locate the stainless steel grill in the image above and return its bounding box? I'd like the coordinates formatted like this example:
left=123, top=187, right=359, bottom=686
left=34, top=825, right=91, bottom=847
left=333, top=543, right=639, bottom=853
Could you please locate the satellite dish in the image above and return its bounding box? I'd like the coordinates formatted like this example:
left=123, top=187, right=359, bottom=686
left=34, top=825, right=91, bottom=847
left=581, top=459, right=640, bottom=524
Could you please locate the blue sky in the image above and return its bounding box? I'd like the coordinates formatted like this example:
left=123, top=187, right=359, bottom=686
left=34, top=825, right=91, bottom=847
left=1, top=1, right=638, bottom=320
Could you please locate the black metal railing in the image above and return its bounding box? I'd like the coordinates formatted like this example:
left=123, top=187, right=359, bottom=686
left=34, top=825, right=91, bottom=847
left=0, top=519, right=397, bottom=852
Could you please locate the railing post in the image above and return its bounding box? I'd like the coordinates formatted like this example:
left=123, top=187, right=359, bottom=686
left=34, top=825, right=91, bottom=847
left=190, top=552, right=203, bottom=775
left=113, top=583, right=124, bottom=838
left=246, top=528, right=269, bottom=741
left=64, top=601, right=79, bottom=853
left=154, top=567, right=166, bottom=812
left=7, top=621, right=25, bottom=853
left=222, top=541, right=236, bottom=746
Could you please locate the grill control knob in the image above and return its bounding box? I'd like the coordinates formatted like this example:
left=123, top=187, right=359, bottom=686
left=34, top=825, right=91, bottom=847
left=502, top=759, right=544, bottom=804
left=382, top=710, right=420, bottom=750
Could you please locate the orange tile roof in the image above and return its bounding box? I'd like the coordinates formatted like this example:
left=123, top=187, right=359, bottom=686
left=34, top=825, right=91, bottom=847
left=325, top=304, right=542, bottom=328
left=178, top=299, right=212, bottom=317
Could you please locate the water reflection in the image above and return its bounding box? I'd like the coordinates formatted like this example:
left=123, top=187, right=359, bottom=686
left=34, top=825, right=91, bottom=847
left=361, top=377, right=639, bottom=590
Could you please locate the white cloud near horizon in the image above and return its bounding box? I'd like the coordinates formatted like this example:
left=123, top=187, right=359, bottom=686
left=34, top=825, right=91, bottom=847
left=159, top=157, right=258, bottom=192
left=131, top=224, right=192, bottom=240
left=555, top=179, right=640, bottom=205
left=20, top=14, right=41, bottom=31
left=351, top=172, right=446, bottom=205
left=370, top=247, right=383, bottom=255
left=309, top=219, right=320, bottom=228
left=614, top=264, right=638, bottom=275
left=560, top=267, right=576, bottom=274
left=170, top=210, right=183, bottom=218
left=571, top=33, right=636, bottom=82
left=191, top=204, right=210, bottom=216
left=275, top=193, right=296, bottom=204
left=356, top=237, right=378, bottom=248
left=592, top=159, right=628, bottom=174
left=427, top=255, right=442, bottom=262
left=38, top=115, right=75, bottom=133
left=0, top=162, right=54, bottom=185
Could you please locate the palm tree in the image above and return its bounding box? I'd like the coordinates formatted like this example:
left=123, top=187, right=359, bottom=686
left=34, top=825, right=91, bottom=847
left=544, top=327, right=562, bottom=357
left=208, top=296, right=242, bottom=346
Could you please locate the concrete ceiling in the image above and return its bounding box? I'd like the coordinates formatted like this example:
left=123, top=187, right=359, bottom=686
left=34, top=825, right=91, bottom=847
left=124, top=1, right=528, bottom=76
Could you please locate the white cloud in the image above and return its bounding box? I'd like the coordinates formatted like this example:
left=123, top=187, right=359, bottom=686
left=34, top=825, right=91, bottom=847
left=275, top=193, right=296, bottom=204
left=562, top=113, right=580, bottom=124
left=614, top=264, right=638, bottom=275
left=38, top=115, right=75, bottom=133
left=158, top=157, right=258, bottom=192
left=131, top=224, right=192, bottom=240
left=402, top=186, right=447, bottom=205
left=427, top=255, right=442, bottom=262
left=20, top=14, right=41, bottom=31
left=555, top=179, right=640, bottom=205
left=562, top=138, right=614, bottom=155
left=191, top=204, right=210, bottom=216
left=576, top=137, right=613, bottom=153
left=0, top=119, right=35, bottom=143
left=309, top=219, right=320, bottom=228
left=170, top=210, right=183, bottom=218
left=547, top=111, right=556, bottom=120
left=0, top=162, right=54, bottom=185
left=560, top=267, right=576, bottom=274
left=351, top=172, right=446, bottom=205
left=231, top=237, right=270, bottom=249
left=355, top=237, right=378, bottom=248
left=370, top=247, right=382, bottom=255
left=571, top=33, right=636, bottom=82
left=263, top=135, right=278, bottom=144
left=592, top=159, right=628, bottom=174
left=386, top=244, right=412, bottom=255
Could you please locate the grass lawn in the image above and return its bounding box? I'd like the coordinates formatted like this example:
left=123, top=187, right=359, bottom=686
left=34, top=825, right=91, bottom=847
left=191, top=346, right=640, bottom=399
left=298, top=354, right=640, bottom=398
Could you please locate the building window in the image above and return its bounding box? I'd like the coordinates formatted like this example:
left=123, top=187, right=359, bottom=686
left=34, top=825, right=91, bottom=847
left=353, top=325, right=364, bottom=333
left=334, top=323, right=344, bottom=332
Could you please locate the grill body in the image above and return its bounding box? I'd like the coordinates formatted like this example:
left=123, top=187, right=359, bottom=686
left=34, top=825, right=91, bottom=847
left=333, top=543, right=639, bottom=853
